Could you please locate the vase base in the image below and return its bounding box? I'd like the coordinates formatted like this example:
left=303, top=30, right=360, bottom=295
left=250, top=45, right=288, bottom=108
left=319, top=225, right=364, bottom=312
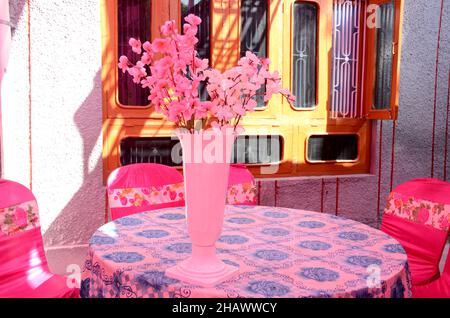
left=166, top=258, right=239, bottom=288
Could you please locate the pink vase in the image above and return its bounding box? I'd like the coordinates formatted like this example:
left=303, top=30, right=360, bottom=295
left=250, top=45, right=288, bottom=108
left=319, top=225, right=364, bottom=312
left=165, top=128, right=239, bottom=287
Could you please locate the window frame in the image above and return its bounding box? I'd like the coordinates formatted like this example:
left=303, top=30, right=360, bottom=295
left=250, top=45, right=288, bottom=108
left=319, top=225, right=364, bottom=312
left=116, top=0, right=153, bottom=109
left=102, top=0, right=180, bottom=119
left=101, top=0, right=403, bottom=181
left=237, top=0, right=271, bottom=111
left=290, top=0, right=320, bottom=111
left=364, top=0, right=403, bottom=120
left=305, top=133, right=361, bottom=164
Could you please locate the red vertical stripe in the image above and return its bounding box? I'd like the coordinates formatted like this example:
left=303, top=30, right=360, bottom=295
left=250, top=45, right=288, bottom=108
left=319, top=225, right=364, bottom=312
left=335, top=178, right=339, bottom=216
left=257, top=181, right=261, bottom=205
left=377, top=121, right=383, bottom=222
left=274, top=181, right=278, bottom=207
left=27, top=0, right=32, bottom=191
left=390, top=120, right=397, bottom=192
left=320, top=178, right=325, bottom=213
left=444, top=70, right=450, bottom=181
left=431, top=0, right=445, bottom=178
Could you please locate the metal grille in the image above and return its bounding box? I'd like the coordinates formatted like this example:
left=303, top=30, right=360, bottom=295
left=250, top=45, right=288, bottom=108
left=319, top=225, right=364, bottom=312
left=330, top=0, right=367, bottom=118
left=232, top=135, right=282, bottom=164
left=292, top=2, right=317, bottom=109
left=120, top=137, right=181, bottom=167
left=120, top=135, right=283, bottom=167
left=117, top=0, right=151, bottom=106
left=374, top=1, right=395, bottom=109
left=307, top=135, right=358, bottom=162
left=240, top=0, right=268, bottom=108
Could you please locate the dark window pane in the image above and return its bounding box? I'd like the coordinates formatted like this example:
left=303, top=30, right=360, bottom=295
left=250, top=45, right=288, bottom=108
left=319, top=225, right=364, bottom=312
left=120, top=137, right=181, bottom=167
left=374, top=1, right=395, bottom=109
left=181, top=0, right=210, bottom=101
left=118, top=0, right=151, bottom=106
left=120, top=135, right=282, bottom=167
left=330, top=0, right=364, bottom=118
left=307, top=135, right=358, bottom=162
left=292, top=2, right=317, bottom=109
left=232, top=135, right=282, bottom=164
left=240, top=0, right=268, bottom=108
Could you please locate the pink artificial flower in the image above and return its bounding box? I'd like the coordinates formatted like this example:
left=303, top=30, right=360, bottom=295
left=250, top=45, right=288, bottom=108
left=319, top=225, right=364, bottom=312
left=141, top=52, right=153, bottom=65
left=183, top=23, right=198, bottom=37
left=161, top=20, right=177, bottom=36
left=143, top=41, right=152, bottom=53
left=213, top=105, right=234, bottom=121
left=118, top=56, right=129, bottom=73
left=185, top=14, right=202, bottom=26
left=261, top=58, right=271, bottom=67
left=129, top=38, right=142, bottom=54
left=244, top=99, right=258, bottom=111
left=129, top=61, right=147, bottom=84
left=152, top=38, right=170, bottom=53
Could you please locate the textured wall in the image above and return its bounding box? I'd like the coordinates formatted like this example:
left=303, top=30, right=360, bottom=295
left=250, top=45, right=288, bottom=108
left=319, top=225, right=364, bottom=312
left=0, top=0, right=449, bottom=267
left=259, top=0, right=450, bottom=228
left=3, top=0, right=104, bottom=252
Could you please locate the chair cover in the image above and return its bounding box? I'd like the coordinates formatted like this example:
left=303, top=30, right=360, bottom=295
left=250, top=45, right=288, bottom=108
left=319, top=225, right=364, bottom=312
left=381, top=178, right=450, bottom=297
left=226, top=164, right=257, bottom=205
left=0, top=179, right=79, bottom=298
left=107, top=163, right=185, bottom=220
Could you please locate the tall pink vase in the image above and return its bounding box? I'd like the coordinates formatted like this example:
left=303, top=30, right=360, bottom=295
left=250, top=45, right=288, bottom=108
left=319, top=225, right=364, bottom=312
left=165, top=128, right=239, bottom=287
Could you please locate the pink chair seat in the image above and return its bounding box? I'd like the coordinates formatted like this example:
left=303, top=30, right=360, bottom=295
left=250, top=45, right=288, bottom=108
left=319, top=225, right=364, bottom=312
left=381, top=178, right=450, bottom=297
left=226, top=164, right=257, bottom=205
left=0, top=180, right=79, bottom=298
left=107, top=163, right=185, bottom=220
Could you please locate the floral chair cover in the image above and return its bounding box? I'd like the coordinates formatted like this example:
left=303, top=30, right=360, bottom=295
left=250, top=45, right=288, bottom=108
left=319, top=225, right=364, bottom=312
left=107, top=163, right=185, bottom=221
left=0, top=179, right=79, bottom=298
left=226, top=164, right=257, bottom=205
left=381, top=178, right=450, bottom=298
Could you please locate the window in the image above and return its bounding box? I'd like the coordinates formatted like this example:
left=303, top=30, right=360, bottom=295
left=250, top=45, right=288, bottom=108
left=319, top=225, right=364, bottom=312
left=330, top=0, right=366, bottom=118
left=292, top=2, right=318, bottom=109
left=373, top=1, right=395, bottom=110
left=120, top=135, right=283, bottom=167
left=232, top=135, right=283, bottom=164
left=120, top=137, right=180, bottom=166
left=181, top=0, right=211, bottom=101
left=240, top=0, right=268, bottom=108
left=117, top=0, right=151, bottom=106
left=102, top=0, right=403, bottom=180
left=307, top=134, right=359, bottom=162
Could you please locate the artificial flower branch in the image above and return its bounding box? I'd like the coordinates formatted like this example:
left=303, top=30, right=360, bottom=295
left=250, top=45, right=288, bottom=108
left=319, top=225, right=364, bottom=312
left=118, top=14, right=295, bottom=133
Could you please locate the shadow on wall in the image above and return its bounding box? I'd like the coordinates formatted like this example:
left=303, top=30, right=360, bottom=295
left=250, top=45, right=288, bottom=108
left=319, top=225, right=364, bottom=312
left=43, top=71, right=104, bottom=248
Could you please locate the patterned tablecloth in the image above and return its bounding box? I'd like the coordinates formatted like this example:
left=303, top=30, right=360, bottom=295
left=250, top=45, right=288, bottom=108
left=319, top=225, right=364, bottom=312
left=81, top=205, right=412, bottom=298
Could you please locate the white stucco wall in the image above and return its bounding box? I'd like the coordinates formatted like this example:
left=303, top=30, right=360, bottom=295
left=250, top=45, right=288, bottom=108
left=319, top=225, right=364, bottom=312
left=3, top=0, right=104, bottom=254
left=0, top=0, right=449, bottom=272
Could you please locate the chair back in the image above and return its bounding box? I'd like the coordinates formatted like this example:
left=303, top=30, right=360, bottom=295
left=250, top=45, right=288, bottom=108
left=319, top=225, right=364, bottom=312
left=107, top=163, right=185, bottom=220
left=381, top=178, right=450, bottom=287
left=226, top=164, right=257, bottom=205
left=0, top=179, right=52, bottom=296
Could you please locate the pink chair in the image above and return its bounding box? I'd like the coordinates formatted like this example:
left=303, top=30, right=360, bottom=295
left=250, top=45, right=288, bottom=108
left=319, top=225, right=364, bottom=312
left=381, top=178, right=450, bottom=298
left=107, top=163, right=185, bottom=220
left=0, top=179, right=79, bottom=298
left=226, top=164, right=257, bottom=205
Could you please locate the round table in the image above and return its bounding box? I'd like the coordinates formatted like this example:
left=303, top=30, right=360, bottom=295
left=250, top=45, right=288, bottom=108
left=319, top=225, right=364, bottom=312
left=80, top=205, right=412, bottom=298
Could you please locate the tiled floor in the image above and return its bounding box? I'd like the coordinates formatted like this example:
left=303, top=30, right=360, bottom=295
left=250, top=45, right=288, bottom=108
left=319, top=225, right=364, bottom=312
left=46, top=245, right=88, bottom=276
